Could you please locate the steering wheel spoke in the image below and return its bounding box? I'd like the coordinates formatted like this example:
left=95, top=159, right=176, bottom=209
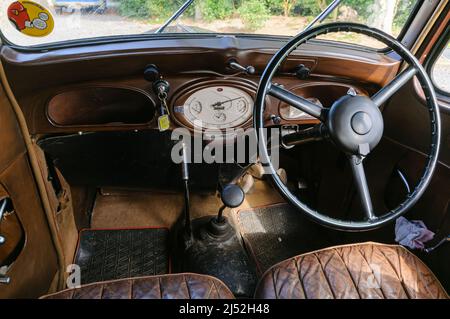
left=371, top=66, right=418, bottom=107
left=349, top=155, right=376, bottom=221
left=268, top=83, right=325, bottom=120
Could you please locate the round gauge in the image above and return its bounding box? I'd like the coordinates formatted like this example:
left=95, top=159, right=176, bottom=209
left=213, top=112, right=227, bottom=122
left=280, top=97, right=323, bottom=120
left=236, top=100, right=248, bottom=113
left=181, top=86, right=254, bottom=129
left=190, top=101, right=202, bottom=114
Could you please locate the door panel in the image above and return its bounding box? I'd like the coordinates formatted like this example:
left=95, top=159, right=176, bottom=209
left=0, top=80, right=58, bottom=298
left=378, top=80, right=450, bottom=291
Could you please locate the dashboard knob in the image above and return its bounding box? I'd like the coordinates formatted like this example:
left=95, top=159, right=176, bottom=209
left=245, top=65, right=256, bottom=75
left=228, top=60, right=256, bottom=75
left=144, top=64, right=161, bottom=82
left=295, top=64, right=311, bottom=80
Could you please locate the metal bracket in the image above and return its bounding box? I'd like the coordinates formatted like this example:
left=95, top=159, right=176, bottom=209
left=425, top=235, right=450, bottom=253
left=0, top=198, right=11, bottom=284
left=0, top=198, right=8, bottom=245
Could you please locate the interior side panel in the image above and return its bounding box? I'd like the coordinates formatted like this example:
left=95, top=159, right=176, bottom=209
left=380, top=81, right=450, bottom=290
left=0, top=82, right=58, bottom=298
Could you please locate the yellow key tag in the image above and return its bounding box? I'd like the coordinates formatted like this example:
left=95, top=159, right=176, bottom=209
left=158, top=114, right=170, bottom=132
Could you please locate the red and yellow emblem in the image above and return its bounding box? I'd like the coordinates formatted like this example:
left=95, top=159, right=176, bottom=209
left=7, top=1, right=54, bottom=37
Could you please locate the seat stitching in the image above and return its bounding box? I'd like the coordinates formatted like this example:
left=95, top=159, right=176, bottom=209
left=377, top=247, right=411, bottom=299
left=100, top=283, right=105, bottom=299
left=158, top=276, right=163, bottom=299
left=406, top=250, right=435, bottom=298
left=355, top=245, right=386, bottom=299
left=397, top=245, right=449, bottom=298
left=406, top=254, right=434, bottom=297
left=184, top=274, right=192, bottom=299
left=211, top=278, right=219, bottom=299
left=395, top=246, right=435, bottom=299
left=333, top=248, right=361, bottom=299
left=271, top=268, right=279, bottom=299
left=41, top=273, right=236, bottom=299
left=129, top=279, right=132, bottom=299
left=313, top=252, right=336, bottom=299
left=395, top=247, right=414, bottom=299
left=292, top=256, right=307, bottom=299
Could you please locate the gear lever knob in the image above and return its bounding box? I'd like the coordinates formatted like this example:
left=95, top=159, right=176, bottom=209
left=220, top=184, right=245, bottom=208
left=206, top=184, right=245, bottom=239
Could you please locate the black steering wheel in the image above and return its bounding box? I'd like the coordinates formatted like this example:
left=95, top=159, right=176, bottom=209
left=254, top=23, right=441, bottom=231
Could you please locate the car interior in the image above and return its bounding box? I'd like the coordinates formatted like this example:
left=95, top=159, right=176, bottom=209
left=0, top=0, right=448, bottom=299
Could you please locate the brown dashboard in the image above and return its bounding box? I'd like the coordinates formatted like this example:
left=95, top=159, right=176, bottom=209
left=34, top=75, right=376, bottom=134
left=0, top=36, right=398, bottom=135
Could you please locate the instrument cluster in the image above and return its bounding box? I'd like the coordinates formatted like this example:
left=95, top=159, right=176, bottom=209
left=171, top=80, right=256, bottom=130
left=170, top=79, right=358, bottom=130
left=182, top=86, right=253, bottom=129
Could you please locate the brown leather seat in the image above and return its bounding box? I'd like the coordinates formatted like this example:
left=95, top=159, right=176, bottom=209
left=41, top=273, right=234, bottom=299
left=255, top=242, right=448, bottom=299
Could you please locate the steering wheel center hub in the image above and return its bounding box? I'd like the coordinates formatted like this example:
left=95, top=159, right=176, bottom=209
left=351, top=112, right=373, bottom=135
left=326, top=95, right=383, bottom=155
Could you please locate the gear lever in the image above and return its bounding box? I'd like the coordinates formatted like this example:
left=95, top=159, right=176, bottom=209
left=217, top=184, right=245, bottom=222
left=205, top=184, right=245, bottom=240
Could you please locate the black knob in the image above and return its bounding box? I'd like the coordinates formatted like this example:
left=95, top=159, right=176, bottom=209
left=144, top=64, right=160, bottom=82
left=220, top=184, right=245, bottom=208
left=295, top=64, right=311, bottom=80
left=228, top=60, right=256, bottom=75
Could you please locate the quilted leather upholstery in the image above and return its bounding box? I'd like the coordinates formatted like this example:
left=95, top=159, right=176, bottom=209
left=255, top=242, right=448, bottom=299
left=41, top=273, right=234, bottom=299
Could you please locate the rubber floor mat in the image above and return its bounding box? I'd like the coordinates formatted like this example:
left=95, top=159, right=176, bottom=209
left=237, top=203, right=329, bottom=275
left=75, top=228, right=169, bottom=285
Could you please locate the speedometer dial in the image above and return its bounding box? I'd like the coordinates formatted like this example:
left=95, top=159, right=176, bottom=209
left=182, top=86, right=254, bottom=129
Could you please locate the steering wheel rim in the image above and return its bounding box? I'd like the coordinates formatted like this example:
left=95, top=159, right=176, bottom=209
left=254, top=22, right=441, bottom=231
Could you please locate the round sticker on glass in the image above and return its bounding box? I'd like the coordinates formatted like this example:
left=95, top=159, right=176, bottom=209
left=7, top=1, right=54, bottom=37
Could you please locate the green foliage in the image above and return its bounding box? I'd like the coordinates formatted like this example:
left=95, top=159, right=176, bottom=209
left=394, top=0, right=416, bottom=28
left=118, top=0, right=190, bottom=20
left=117, top=0, right=150, bottom=18
left=201, top=0, right=235, bottom=21
left=294, top=0, right=331, bottom=16
left=146, top=0, right=176, bottom=19
left=264, top=0, right=284, bottom=15
left=238, top=0, right=269, bottom=30
left=116, top=0, right=417, bottom=33
left=340, top=0, right=372, bottom=19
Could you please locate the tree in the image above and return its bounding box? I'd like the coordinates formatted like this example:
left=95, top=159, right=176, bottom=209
left=282, top=0, right=298, bottom=17
left=316, top=0, right=328, bottom=11
left=201, top=0, right=235, bottom=21
left=238, top=0, right=269, bottom=30
left=295, top=0, right=333, bottom=17
left=369, top=0, right=397, bottom=34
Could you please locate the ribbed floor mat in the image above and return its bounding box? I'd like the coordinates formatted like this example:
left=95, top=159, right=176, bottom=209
left=237, top=203, right=329, bottom=275
left=75, top=228, right=169, bottom=285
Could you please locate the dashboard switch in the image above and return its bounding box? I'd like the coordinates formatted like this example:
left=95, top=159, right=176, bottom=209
left=294, top=64, right=311, bottom=80
left=144, top=64, right=161, bottom=82
left=228, top=60, right=256, bottom=75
